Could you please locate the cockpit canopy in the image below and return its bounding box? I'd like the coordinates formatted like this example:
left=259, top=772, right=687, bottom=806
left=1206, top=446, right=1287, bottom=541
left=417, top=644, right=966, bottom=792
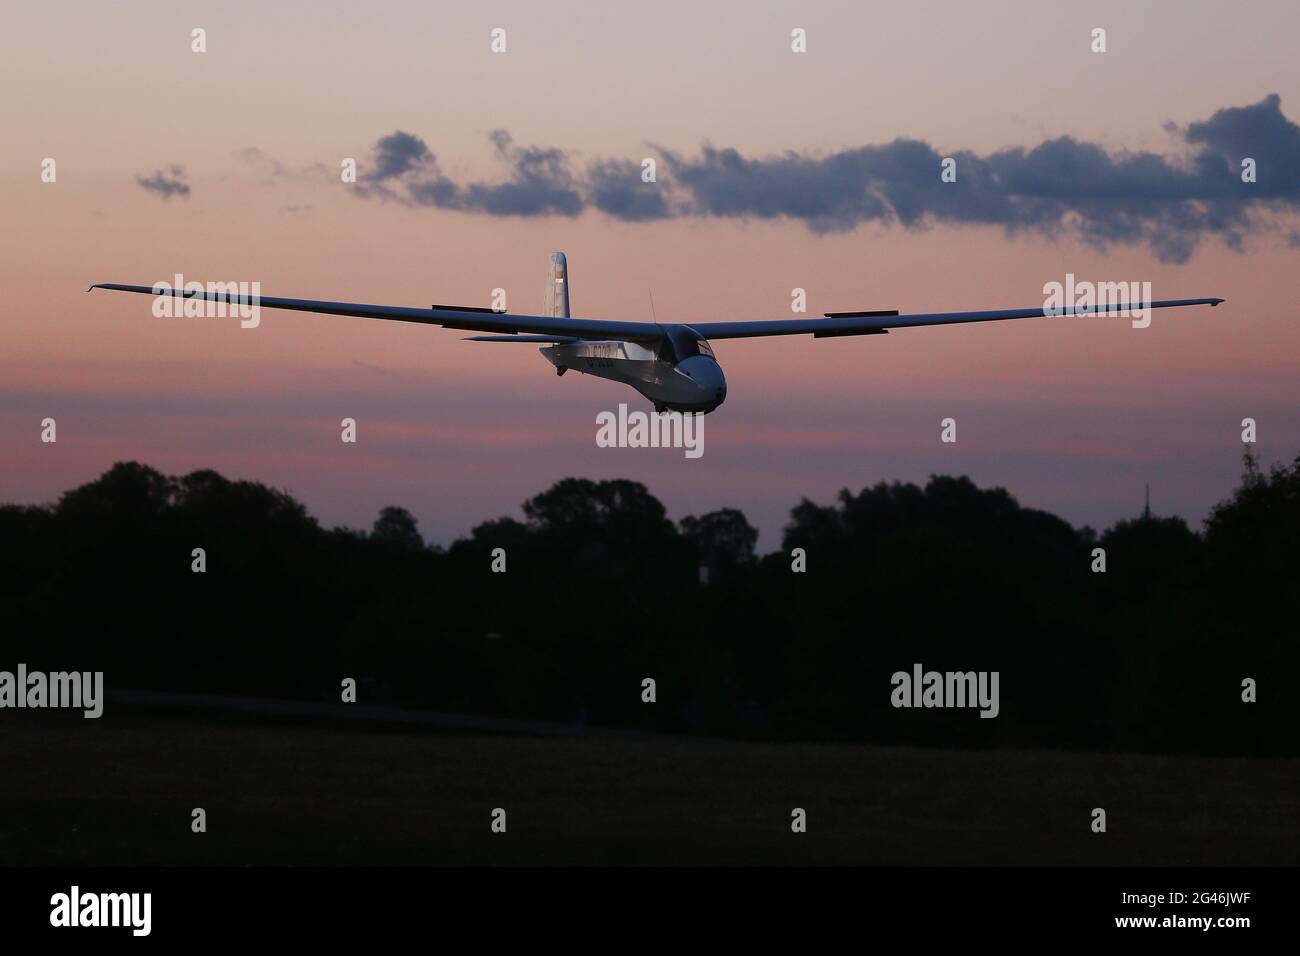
left=657, top=325, right=715, bottom=364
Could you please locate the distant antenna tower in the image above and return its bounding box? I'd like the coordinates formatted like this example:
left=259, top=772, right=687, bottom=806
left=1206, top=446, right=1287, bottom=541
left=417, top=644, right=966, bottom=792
left=1143, top=483, right=1151, bottom=520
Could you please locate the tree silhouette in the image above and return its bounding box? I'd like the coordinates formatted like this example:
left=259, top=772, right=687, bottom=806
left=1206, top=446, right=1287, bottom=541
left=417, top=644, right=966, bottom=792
left=372, top=506, right=424, bottom=549
left=1, top=453, right=1294, bottom=754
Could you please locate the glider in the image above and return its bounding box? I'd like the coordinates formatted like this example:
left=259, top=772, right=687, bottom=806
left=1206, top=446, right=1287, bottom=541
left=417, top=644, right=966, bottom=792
left=90, top=252, right=1223, bottom=414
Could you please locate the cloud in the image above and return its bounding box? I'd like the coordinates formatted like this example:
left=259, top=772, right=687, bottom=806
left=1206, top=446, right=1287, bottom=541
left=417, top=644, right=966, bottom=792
left=235, top=147, right=332, bottom=186
left=362, top=130, right=432, bottom=184
left=135, top=165, right=191, bottom=199
left=587, top=158, right=673, bottom=221
left=348, top=95, right=1300, bottom=262
left=233, top=147, right=289, bottom=185
left=358, top=129, right=582, bottom=216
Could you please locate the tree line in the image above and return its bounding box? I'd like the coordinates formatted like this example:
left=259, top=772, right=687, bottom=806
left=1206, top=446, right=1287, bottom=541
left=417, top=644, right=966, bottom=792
left=2, top=451, right=1295, bottom=755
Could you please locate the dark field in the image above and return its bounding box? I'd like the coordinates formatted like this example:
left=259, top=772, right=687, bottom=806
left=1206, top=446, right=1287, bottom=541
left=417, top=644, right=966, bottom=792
left=3, top=712, right=1297, bottom=866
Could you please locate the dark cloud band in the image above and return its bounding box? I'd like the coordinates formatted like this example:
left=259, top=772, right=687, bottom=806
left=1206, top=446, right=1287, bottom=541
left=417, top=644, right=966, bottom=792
left=351, top=95, right=1299, bottom=263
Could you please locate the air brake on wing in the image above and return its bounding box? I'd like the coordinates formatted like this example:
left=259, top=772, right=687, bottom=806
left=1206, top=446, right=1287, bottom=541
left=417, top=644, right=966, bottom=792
left=814, top=309, right=898, bottom=337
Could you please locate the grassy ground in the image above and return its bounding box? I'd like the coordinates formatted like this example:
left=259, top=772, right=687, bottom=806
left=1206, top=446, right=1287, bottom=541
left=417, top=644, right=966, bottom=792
left=2, top=711, right=1297, bottom=865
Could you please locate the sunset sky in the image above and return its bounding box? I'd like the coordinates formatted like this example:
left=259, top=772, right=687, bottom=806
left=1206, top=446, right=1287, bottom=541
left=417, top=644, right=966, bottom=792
left=3, top=0, right=1298, bottom=548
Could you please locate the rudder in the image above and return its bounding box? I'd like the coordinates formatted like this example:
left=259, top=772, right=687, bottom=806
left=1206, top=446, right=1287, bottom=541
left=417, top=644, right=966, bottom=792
left=544, top=251, right=569, bottom=318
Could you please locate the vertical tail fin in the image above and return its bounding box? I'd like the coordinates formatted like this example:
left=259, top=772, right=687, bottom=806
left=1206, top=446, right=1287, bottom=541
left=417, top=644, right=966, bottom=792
left=543, top=251, right=569, bottom=318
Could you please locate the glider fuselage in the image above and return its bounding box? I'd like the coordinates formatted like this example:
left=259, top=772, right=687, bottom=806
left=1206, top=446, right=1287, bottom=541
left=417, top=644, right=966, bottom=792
left=541, top=330, right=727, bottom=414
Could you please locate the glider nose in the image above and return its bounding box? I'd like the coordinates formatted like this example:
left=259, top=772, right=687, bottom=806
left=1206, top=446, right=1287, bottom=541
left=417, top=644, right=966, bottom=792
left=678, top=356, right=727, bottom=410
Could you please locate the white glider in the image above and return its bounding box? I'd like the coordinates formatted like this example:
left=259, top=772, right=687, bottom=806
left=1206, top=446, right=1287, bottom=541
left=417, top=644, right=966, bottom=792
left=90, top=252, right=1223, bottom=413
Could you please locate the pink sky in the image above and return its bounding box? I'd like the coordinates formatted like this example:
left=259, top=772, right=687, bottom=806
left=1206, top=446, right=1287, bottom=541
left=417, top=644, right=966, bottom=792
left=2, top=1, right=1298, bottom=547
